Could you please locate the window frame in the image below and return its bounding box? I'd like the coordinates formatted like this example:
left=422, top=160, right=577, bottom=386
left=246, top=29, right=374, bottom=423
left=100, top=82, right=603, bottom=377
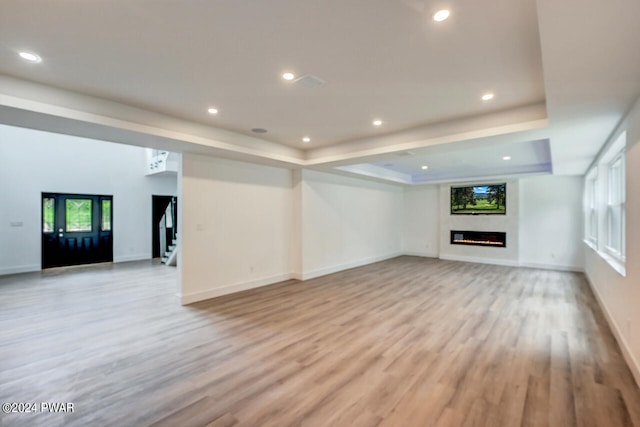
left=584, top=168, right=598, bottom=246
left=604, top=150, right=625, bottom=262
left=584, top=130, right=626, bottom=276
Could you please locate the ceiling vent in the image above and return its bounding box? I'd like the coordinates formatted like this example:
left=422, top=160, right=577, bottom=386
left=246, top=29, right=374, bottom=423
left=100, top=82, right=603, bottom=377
left=294, top=74, right=326, bottom=89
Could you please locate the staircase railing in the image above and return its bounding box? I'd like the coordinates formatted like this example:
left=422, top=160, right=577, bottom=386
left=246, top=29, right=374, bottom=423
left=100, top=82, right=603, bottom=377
left=146, top=149, right=170, bottom=174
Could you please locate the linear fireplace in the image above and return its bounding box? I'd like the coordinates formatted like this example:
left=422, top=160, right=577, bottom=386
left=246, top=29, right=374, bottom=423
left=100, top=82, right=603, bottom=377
left=450, top=230, right=506, bottom=248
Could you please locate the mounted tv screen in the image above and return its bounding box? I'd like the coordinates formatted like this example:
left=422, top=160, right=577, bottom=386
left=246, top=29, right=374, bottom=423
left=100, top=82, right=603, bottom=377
left=451, top=183, right=506, bottom=215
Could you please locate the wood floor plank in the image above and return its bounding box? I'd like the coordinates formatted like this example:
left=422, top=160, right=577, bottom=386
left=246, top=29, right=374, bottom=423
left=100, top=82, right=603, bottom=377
left=1, top=257, right=639, bottom=426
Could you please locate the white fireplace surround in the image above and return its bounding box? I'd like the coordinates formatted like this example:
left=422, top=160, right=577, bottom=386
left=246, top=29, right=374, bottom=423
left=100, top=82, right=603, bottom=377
left=440, top=180, right=520, bottom=266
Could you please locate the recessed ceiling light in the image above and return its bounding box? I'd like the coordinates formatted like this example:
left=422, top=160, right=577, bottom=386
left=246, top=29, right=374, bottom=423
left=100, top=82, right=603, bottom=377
left=503, top=156, right=511, bottom=161
left=251, top=128, right=268, bottom=134
left=19, top=51, right=42, bottom=63
left=482, top=93, right=495, bottom=101
left=373, top=120, right=383, bottom=126
left=421, top=165, right=429, bottom=170
left=302, top=137, right=311, bottom=143
left=433, top=10, right=450, bottom=22
left=207, top=108, right=218, bottom=114
left=282, top=72, right=295, bottom=81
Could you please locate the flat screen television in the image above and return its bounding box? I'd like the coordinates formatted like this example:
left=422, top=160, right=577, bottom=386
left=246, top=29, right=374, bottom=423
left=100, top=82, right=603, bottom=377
left=451, top=183, right=506, bottom=215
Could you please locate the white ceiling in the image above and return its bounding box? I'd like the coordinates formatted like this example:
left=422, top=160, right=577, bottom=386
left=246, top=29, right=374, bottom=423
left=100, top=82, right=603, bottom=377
left=0, top=0, right=638, bottom=184
left=338, top=138, right=551, bottom=184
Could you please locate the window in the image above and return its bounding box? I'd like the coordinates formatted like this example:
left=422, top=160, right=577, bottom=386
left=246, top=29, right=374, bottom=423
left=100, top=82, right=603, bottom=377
left=606, top=152, right=625, bottom=260
left=43, top=197, right=55, bottom=233
left=66, top=199, right=92, bottom=232
left=101, top=199, right=112, bottom=231
left=584, top=169, right=597, bottom=245
left=584, top=131, right=626, bottom=274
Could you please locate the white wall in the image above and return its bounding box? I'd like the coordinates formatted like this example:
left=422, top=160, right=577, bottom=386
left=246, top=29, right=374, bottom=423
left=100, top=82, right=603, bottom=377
left=179, top=163, right=404, bottom=302
left=584, top=97, right=640, bottom=386
left=179, top=153, right=293, bottom=304
left=519, top=175, right=584, bottom=270
left=403, top=185, right=440, bottom=257
left=0, top=125, right=177, bottom=275
left=439, top=180, right=519, bottom=266
left=299, top=170, right=404, bottom=279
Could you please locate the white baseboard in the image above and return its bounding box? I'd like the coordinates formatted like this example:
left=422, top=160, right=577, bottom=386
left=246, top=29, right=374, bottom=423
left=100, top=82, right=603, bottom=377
left=299, top=252, right=403, bottom=281
left=414, top=253, right=583, bottom=272
left=585, top=273, right=640, bottom=389
left=519, top=261, right=583, bottom=273
left=180, top=253, right=585, bottom=306
left=290, top=272, right=304, bottom=281
left=0, top=255, right=152, bottom=276
left=181, top=273, right=292, bottom=305
left=403, top=251, right=439, bottom=258
left=183, top=253, right=403, bottom=304
left=439, top=253, right=519, bottom=267
left=113, top=254, right=149, bottom=263
left=292, top=253, right=578, bottom=282
left=0, top=264, right=40, bottom=276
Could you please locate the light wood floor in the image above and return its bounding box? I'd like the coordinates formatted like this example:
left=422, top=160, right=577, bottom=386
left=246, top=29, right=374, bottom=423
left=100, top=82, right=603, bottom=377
left=1, top=257, right=639, bottom=427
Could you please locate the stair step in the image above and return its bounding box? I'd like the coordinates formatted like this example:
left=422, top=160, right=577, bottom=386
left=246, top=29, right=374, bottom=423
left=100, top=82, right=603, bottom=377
left=161, top=257, right=168, bottom=264
left=165, top=246, right=178, bottom=267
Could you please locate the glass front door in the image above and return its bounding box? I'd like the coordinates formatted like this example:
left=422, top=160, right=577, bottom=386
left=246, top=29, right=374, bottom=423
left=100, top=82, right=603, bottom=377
left=41, top=193, right=113, bottom=268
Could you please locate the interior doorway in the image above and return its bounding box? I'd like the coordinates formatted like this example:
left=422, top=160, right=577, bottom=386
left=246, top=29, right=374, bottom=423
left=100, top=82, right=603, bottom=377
left=41, top=193, right=113, bottom=269
left=152, top=195, right=177, bottom=259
